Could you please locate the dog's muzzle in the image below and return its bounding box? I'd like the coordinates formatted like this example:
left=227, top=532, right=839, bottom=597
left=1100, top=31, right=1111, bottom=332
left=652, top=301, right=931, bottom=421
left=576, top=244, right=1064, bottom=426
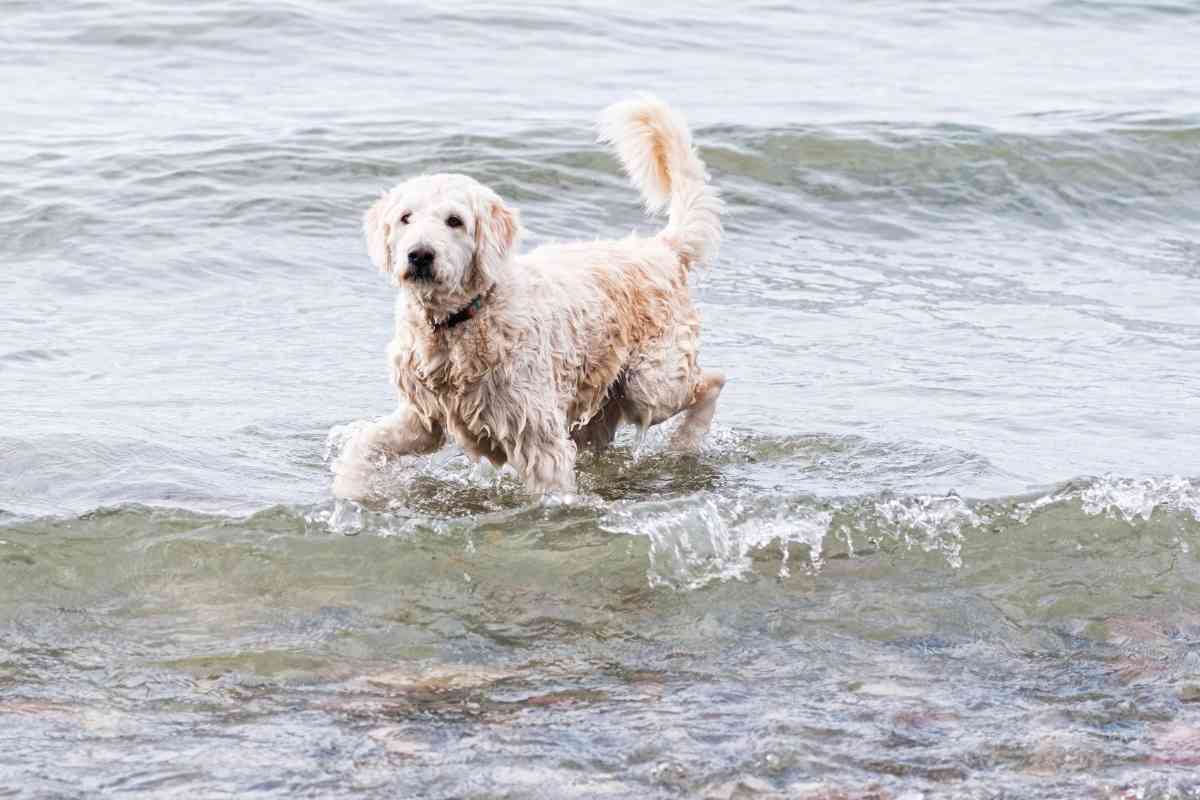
left=405, top=247, right=435, bottom=281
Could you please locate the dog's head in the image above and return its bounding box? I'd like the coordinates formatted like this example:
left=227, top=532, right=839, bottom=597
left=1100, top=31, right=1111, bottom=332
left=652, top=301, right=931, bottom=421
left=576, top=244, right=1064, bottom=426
left=364, top=174, right=520, bottom=321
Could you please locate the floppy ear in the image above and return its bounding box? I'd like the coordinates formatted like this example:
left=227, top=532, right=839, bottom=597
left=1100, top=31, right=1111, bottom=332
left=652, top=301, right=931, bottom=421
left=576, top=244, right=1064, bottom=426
left=472, top=194, right=521, bottom=287
left=363, top=191, right=396, bottom=275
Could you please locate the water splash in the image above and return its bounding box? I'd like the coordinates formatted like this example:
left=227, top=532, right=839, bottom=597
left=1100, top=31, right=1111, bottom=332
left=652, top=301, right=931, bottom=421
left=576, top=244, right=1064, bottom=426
left=845, top=492, right=978, bottom=569
left=1007, top=475, right=1200, bottom=525
left=601, top=489, right=978, bottom=589
left=320, top=421, right=1199, bottom=590
left=1078, top=475, right=1200, bottom=523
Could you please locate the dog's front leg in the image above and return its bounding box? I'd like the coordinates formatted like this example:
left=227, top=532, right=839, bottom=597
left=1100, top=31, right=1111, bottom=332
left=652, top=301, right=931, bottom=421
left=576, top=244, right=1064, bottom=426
left=332, top=401, right=444, bottom=499
left=511, top=419, right=578, bottom=496
left=363, top=402, right=445, bottom=457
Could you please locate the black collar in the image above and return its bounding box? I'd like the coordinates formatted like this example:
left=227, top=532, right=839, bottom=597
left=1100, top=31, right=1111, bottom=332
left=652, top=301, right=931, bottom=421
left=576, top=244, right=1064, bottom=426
left=432, top=292, right=487, bottom=332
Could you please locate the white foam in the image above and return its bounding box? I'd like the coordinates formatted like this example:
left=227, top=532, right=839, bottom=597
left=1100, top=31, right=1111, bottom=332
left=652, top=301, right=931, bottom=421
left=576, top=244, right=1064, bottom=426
left=1078, top=475, right=1200, bottom=523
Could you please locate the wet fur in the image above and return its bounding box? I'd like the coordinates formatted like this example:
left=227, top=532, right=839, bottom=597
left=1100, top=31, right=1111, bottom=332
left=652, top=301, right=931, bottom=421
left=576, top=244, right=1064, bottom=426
left=334, top=96, right=725, bottom=497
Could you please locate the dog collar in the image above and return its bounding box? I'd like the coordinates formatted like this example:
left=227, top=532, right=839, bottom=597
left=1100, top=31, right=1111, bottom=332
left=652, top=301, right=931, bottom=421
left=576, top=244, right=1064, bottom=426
left=433, top=292, right=486, bottom=332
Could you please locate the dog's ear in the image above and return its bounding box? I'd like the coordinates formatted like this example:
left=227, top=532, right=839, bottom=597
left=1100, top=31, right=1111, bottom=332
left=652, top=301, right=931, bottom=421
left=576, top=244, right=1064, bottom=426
left=363, top=191, right=396, bottom=275
left=472, top=193, right=520, bottom=286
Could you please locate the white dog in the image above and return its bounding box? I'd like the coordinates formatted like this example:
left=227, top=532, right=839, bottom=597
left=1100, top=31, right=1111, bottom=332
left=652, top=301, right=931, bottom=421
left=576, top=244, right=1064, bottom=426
left=333, top=96, right=725, bottom=498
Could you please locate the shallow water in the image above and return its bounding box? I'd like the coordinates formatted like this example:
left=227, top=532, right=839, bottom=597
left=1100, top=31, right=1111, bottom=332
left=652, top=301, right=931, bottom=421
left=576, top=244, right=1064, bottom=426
left=3, top=1, right=1200, bottom=797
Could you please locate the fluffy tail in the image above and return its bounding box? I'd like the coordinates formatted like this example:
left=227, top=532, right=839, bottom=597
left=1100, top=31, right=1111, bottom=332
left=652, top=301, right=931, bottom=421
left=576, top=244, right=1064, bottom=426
left=598, top=95, right=723, bottom=268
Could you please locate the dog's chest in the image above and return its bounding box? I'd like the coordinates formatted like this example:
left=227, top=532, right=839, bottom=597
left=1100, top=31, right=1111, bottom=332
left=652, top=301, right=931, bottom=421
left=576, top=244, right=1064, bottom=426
left=391, top=318, right=626, bottom=454
left=392, top=330, right=502, bottom=432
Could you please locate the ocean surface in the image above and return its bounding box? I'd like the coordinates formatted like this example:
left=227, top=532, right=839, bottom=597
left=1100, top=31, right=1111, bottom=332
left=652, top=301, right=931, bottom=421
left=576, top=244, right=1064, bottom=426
left=3, top=2, right=1200, bottom=797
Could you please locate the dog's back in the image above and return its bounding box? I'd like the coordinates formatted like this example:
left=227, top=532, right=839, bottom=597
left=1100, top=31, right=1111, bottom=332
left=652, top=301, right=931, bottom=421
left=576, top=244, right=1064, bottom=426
left=516, top=94, right=724, bottom=349
left=505, top=97, right=724, bottom=439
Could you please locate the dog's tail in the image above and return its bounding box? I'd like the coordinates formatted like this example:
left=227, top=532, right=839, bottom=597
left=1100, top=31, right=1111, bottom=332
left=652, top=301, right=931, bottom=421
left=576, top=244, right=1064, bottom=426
left=599, top=95, right=722, bottom=269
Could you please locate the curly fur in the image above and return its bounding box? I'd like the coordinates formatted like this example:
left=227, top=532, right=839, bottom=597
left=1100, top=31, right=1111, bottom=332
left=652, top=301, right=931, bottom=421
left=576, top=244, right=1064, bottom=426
left=334, top=96, right=726, bottom=498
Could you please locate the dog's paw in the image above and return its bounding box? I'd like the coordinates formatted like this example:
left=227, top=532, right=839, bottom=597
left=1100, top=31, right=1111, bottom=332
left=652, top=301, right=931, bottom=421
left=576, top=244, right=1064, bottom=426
left=327, top=419, right=389, bottom=500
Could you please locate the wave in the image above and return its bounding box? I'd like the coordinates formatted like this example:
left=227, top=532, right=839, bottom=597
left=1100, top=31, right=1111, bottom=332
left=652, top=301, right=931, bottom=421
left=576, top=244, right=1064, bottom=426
left=705, top=118, right=1200, bottom=229
left=5, top=116, right=1197, bottom=270
left=600, top=474, right=1200, bottom=589
left=5, top=472, right=1196, bottom=595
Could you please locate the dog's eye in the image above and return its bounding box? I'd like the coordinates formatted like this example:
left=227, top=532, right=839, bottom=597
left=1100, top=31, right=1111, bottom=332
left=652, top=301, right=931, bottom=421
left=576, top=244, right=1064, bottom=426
left=399, top=212, right=411, bottom=225
left=445, top=215, right=463, bottom=229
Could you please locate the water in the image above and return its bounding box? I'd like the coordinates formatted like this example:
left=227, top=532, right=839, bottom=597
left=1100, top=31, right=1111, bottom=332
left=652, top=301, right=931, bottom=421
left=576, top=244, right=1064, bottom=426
left=2, top=1, right=1200, bottom=796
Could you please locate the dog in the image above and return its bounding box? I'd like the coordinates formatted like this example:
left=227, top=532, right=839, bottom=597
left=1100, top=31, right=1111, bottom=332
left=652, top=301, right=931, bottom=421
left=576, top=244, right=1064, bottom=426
left=333, top=96, right=725, bottom=498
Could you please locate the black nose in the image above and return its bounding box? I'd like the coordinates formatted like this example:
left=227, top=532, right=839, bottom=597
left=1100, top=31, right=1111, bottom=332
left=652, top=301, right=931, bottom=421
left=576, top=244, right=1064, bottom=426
left=406, top=248, right=435, bottom=280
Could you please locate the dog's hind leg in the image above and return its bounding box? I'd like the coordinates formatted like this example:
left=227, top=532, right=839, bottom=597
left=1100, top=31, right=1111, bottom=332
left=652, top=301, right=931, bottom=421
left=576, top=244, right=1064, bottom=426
left=668, top=369, right=725, bottom=450
left=571, top=396, right=623, bottom=453
left=620, top=329, right=724, bottom=452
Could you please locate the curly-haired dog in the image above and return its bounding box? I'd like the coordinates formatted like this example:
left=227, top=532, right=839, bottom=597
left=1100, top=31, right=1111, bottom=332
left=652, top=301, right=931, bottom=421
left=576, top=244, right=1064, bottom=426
left=334, top=96, right=725, bottom=497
